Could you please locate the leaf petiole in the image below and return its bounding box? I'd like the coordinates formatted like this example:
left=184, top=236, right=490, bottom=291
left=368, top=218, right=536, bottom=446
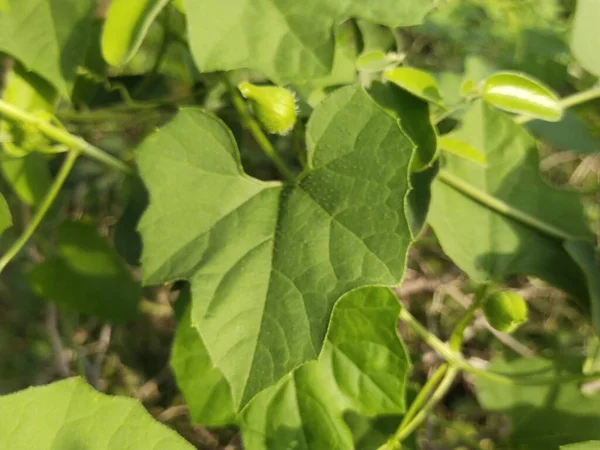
left=0, top=99, right=133, bottom=175
left=0, top=150, right=79, bottom=274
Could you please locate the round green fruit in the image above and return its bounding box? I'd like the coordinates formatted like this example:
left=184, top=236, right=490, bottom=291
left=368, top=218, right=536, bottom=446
left=483, top=291, right=528, bottom=333
left=238, top=82, right=297, bottom=135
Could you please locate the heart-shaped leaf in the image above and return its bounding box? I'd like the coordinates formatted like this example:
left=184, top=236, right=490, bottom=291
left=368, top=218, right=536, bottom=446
left=0, top=377, right=195, bottom=449
left=138, top=86, right=415, bottom=411
left=182, top=0, right=433, bottom=83
left=171, top=286, right=411, bottom=450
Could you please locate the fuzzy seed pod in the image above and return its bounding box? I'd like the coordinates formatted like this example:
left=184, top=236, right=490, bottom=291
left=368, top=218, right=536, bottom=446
left=483, top=291, right=528, bottom=333
left=238, top=82, right=297, bottom=135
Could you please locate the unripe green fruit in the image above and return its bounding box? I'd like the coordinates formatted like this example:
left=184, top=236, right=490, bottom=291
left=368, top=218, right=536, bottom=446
left=238, top=82, right=297, bottom=135
left=483, top=291, right=528, bottom=333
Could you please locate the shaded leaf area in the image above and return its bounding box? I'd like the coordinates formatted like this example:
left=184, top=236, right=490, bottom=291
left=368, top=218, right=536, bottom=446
left=369, top=81, right=437, bottom=173
left=182, top=0, right=433, bottom=83
left=0, top=153, right=51, bottom=206
left=138, top=86, right=415, bottom=411
left=0, top=0, right=96, bottom=97
left=171, top=286, right=411, bottom=450
left=571, top=0, right=600, bottom=76
left=0, top=377, right=194, bottom=449
left=30, top=221, right=141, bottom=322
left=526, top=110, right=600, bottom=154
left=113, top=176, right=148, bottom=266
left=476, top=355, right=600, bottom=450
left=429, top=101, right=595, bottom=311
left=0, top=192, right=11, bottom=234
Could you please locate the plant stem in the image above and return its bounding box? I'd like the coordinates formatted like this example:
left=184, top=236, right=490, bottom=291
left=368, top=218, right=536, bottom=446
left=224, top=77, right=296, bottom=182
left=0, top=99, right=133, bottom=175
left=398, top=364, right=448, bottom=428
left=386, top=367, right=460, bottom=448
left=0, top=150, right=79, bottom=274
left=449, top=287, right=488, bottom=351
left=515, top=85, right=600, bottom=125
left=400, top=307, right=600, bottom=385
left=437, top=169, right=576, bottom=241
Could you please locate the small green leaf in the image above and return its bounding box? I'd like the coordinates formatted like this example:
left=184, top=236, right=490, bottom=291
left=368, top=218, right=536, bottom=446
left=30, top=221, right=141, bottom=322
left=0, top=377, right=195, bottom=449
left=0, top=192, right=11, bottom=235
left=0, top=154, right=52, bottom=206
left=0, top=0, right=96, bottom=97
left=571, top=0, right=600, bottom=76
left=383, top=67, right=445, bottom=107
left=482, top=71, right=562, bottom=122
left=101, top=0, right=170, bottom=66
left=476, top=355, right=600, bottom=449
left=438, top=135, right=487, bottom=166
left=356, top=50, right=393, bottom=72
left=138, top=86, right=415, bottom=411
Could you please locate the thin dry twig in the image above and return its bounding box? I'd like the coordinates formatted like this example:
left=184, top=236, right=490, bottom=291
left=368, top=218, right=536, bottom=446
left=45, top=304, right=71, bottom=378
left=89, top=323, right=112, bottom=389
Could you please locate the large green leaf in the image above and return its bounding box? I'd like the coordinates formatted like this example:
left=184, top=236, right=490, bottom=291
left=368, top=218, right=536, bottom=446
left=429, top=101, right=594, bottom=303
left=240, top=287, right=410, bottom=449
left=101, top=0, right=170, bottom=66
left=0, top=192, right=11, bottom=235
left=571, top=0, right=600, bottom=76
left=0, top=377, right=194, bottom=449
left=476, top=355, right=600, bottom=450
left=30, top=221, right=141, bottom=322
left=138, top=86, right=415, bottom=411
left=0, top=0, right=96, bottom=97
left=171, top=287, right=411, bottom=449
left=182, top=0, right=433, bottom=83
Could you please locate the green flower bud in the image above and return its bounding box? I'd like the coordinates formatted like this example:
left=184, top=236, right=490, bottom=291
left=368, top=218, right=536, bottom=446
left=483, top=291, right=528, bottom=333
left=238, top=82, right=297, bottom=135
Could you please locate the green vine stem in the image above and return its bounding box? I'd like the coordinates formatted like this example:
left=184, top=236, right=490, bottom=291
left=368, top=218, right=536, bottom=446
left=437, top=169, right=576, bottom=241
left=0, top=99, right=133, bottom=175
left=223, top=76, right=296, bottom=182
left=0, top=150, right=79, bottom=274
left=383, top=366, right=460, bottom=449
